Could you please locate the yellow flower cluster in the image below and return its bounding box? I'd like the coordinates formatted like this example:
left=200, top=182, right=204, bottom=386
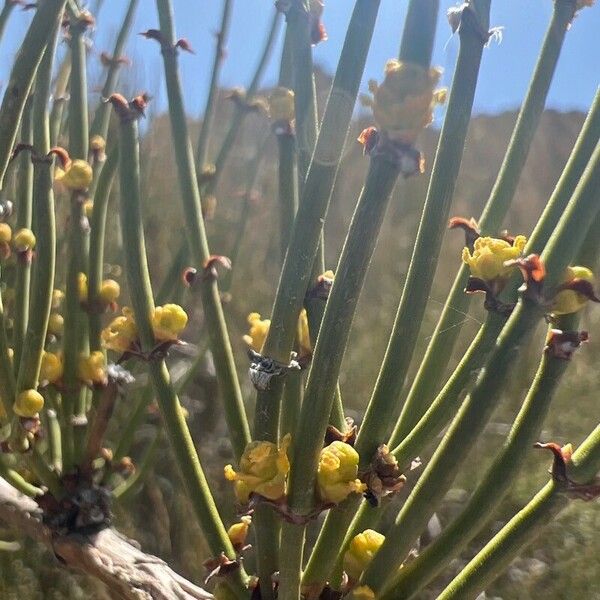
left=99, top=279, right=121, bottom=304
left=13, top=389, right=44, bottom=418
left=55, top=159, right=93, bottom=191
left=243, top=312, right=270, bottom=352
left=102, top=307, right=138, bottom=352
left=552, top=266, right=596, bottom=316
left=151, top=303, right=188, bottom=342
left=102, top=304, right=188, bottom=352
left=227, top=515, right=252, bottom=549
left=78, top=272, right=88, bottom=303
left=344, top=529, right=385, bottom=581
left=78, top=351, right=107, bottom=385
left=0, top=223, right=11, bottom=243
left=366, top=60, right=447, bottom=144
left=317, top=441, right=366, bottom=504
left=244, top=309, right=311, bottom=356
left=462, top=236, right=527, bottom=283
left=47, top=313, right=64, bottom=336
left=348, top=586, right=375, bottom=600
left=224, top=434, right=291, bottom=504
left=40, top=351, right=63, bottom=384
left=13, top=228, right=36, bottom=252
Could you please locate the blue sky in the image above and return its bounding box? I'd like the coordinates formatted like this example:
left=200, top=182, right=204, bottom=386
left=1, top=1, right=598, bottom=118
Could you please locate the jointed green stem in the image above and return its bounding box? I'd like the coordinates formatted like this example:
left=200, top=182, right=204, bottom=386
left=16, top=24, right=60, bottom=398
left=438, top=422, right=600, bottom=599
left=0, top=0, right=67, bottom=188
left=89, top=0, right=140, bottom=141
left=393, top=0, right=578, bottom=439
left=361, top=140, right=600, bottom=593
left=196, top=0, right=234, bottom=172
left=356, top=0, right=486, bottom=462
left=87, top=149, right=118, bottom=350
left=155, top=0, right=251, bottom=461
left=116, top=115, right=247, bottom=598
left=254, top=0, right=382, bottom=442
left=13, top=98, right=34, bottom=371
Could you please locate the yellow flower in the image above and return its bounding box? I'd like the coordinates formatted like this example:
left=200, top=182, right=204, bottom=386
left=243, top=312, right=271, bottom=352
left=102, top=307, right=138, bottom=352
left=90, top=135, right=106, bottom=152
left=366, top=60, right=446, bottom=144
left=13, top=228, right=36, bottom=252
left=55, top=159, right=93, bottom=190
left=52, top=289, right=64, bottom=309
left=99, top=279, right=121, bottom=304
left=14, top=389, right=44, bottom=417
left=227, top=515, right=252, bottom=549
left=317, top=441, right=367, bottom=504
left=344, top=529, right=385, bottom=581
left=0, top=223, right=12, bottom=243
left=40, top=351, right=63, bottom=384
left=269, top=87, right=295, bottom=122
left=348, top=586, right=375, bottom=600
left=462, top=235, right=527, bottom=283
left=78, top=272, right=88, bottom=303
left=151, top=304, right=188, bottom=341
left=78, top=351, right=107, bottom=385
left=297, top=308, right=312, bottom=356
left=551, top=266, right=596, bottom=316
left=84, top=199, right=94, bottom=218
left=224, top=434, right=291, bottom=504
left=47, top=313, right=64, bottom=336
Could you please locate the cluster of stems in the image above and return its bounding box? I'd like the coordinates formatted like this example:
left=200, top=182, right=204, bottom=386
left=0, top=1, right=598, bottom=599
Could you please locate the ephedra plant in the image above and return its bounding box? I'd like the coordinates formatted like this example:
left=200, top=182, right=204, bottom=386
left=0, top=1, right=599, bottom=599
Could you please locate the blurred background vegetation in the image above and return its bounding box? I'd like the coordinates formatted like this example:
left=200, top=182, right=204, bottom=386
left=0, top=69, right=598, bottom=599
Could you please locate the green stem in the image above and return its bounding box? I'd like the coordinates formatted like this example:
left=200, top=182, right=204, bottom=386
left=16, top=24, right=60, bottom=397
left=381, top=318, right=577, bottom=599
left=0, top=0, right=67, bottom=189
left=49, top=57, right=71, bottom=148
left=89, top=0, right=140, bottom=140
left=208, top=10, right=281, bottom=194
left=282, top=156, right=401, bottom=598
left=196, top=0, right=234, bottom=171
left=390, top=311, right=503, bottom=462
left=0, top=460, right=42, bottom=497
left=155, top=0, right=251, bottom=460
left=361, top=141, right=600, bottom=593
left=356, top=0, right=486, bottom=458
left=0, top=271, right=15, bottom=421
left=389, top=85, right=600, bottom=458
left=287, top=0, right=318, bottom=182
left=46, top=407, right=63, bottom=473
left=278, top=520, right=306, bottom=600
left=276, top=131, right=298, bottom=262
left=392, top=0, right=578, bottom=438
left=438, top=422, right=600, bottom=599
left=63, top=13, right=93, bottom=467
left=0, top=1, right=16, bottom=45
left=13, top=97, right=34, bottom=371
left=113, top=386, right=154, bottom=461
left=221, top=133, right=271, bottom=293
left=112, top=429, right=161, bottom=500
left=115, top=114, right=247, bottom=598
left=87, top=148, right=118, bottom=350
left=254, top=0, right=381, bottom=443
